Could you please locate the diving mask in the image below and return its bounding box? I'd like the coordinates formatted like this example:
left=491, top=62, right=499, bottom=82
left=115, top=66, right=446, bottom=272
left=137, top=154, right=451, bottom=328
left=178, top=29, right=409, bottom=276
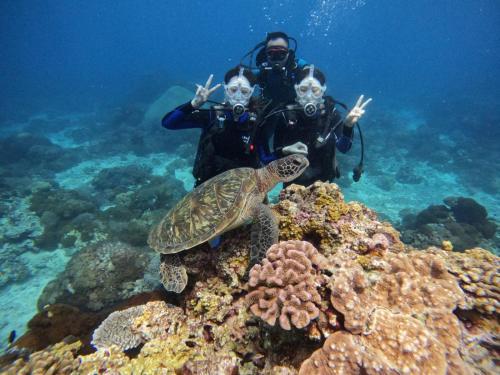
left=266, top=45, right=289, bottom=65
left=224, top=67, right=255, bottom=115
left=294, top=65, right=326, bottom=117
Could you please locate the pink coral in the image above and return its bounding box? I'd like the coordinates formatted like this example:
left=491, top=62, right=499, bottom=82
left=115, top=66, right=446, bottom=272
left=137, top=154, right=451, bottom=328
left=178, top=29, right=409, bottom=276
left=299, top=309, right=448, bottom=375
left=329, top=251, right=465, bottom=333
left=246, top=240, right=328, bottom=330
left=427, top=247, right=500, bottom=314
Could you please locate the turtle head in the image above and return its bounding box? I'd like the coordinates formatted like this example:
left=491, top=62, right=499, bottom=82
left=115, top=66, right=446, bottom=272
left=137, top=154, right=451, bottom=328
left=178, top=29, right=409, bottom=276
left=268, top=154, right=309, bottom=182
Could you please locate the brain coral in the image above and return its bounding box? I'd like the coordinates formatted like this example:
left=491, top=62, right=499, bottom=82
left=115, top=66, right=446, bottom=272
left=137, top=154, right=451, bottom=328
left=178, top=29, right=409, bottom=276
left=246, top=240, right=328, bottom=330
left=92, top=305, right=145, bottom=351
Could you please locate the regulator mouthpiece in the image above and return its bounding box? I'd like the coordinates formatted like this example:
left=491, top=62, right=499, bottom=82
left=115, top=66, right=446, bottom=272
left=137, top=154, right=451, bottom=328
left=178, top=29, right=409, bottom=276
left=233, top=103, right=245, bottom=117
left=304, top=102, right=317, bottom=117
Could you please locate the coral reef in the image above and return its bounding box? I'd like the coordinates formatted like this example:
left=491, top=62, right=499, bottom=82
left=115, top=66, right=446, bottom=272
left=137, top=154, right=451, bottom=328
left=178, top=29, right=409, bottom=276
left=246, top=240, right=328, bottom=330
left=38, top=241, right=156, bottom=311
left=13, top=304, right=103, bottom=352
left=273, top=181, right=404, bottom=257
left=101, top=174, right=185, bottom=246
left=91, top=165, right=152, bottom=196
left=1, top=340, right=81, bottom=375
left=445, top=196, right=497, bottom=238
left=426, top=247, right=499, bottom=314
left=400, top=196, right=498, bottom=251
left=299, top=309, right=448, bottom=375
left=29, top=184, right=100, bottom=249
left=0, top=132, right=82, bottom=177
left=3, top=182, right=498, bottom=374
left=78, top=301, right=243, bottom=374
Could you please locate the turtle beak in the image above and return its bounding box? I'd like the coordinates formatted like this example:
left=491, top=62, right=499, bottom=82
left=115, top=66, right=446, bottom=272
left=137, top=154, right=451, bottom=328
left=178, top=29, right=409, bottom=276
left=281, top=154, right=309, bottom=181
left=292, top=154, right=309, bottom=173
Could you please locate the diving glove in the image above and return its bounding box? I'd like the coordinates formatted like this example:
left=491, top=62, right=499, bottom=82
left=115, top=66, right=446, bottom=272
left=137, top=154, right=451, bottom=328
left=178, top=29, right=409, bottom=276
left=191, top=74, right=222, bottom=109
left=282, top=141, right=308, bottom=156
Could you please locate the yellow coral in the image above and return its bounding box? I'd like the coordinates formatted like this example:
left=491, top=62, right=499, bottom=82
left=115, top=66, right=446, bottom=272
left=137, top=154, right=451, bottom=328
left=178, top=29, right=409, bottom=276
left=441, top=240, right=454, bottom=251
left=3, top=341, right=81, bottom=375
left=189, top=277, right=233, bottom=322
left=277, top=213, right=304, bottom=240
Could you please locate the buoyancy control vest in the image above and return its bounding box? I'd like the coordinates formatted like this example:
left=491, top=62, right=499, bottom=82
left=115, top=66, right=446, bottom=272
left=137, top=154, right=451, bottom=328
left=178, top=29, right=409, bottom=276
left=275, top=96, right=343, bottom=184
left=192, top=105, right=262, bottom=186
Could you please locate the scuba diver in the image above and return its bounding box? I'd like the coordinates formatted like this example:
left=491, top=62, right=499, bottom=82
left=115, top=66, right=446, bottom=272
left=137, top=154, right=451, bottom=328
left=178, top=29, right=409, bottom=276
left=259, top=65, right=372, bottom=187
left=162, top=66, right=271, bottom=187
left=240, top=31, right=308, bottom=105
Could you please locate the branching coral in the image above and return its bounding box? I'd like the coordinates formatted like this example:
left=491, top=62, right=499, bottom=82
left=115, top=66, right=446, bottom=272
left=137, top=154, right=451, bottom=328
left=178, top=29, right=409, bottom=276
left=246, top=240, right=328, bottom=330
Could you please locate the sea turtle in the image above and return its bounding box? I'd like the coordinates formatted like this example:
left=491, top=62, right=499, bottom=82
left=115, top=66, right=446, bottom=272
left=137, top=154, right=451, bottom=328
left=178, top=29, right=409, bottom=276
left=147, top=154, right=309, bottom=293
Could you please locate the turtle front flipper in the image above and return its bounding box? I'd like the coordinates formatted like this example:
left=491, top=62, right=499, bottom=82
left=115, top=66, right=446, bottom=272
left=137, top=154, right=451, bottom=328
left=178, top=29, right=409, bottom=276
left=249, top=203, right=279, bottom=269
left=159, top=254, right=188, bottom=293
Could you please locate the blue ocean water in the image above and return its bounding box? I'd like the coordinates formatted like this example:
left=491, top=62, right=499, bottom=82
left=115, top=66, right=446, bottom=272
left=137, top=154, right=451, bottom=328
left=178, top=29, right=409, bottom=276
left=0, top=0, right=499, bottom=352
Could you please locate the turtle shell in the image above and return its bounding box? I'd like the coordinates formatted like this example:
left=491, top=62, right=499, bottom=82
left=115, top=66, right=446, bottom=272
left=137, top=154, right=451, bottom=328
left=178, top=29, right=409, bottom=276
left=148, top=168, right=257, bottom=254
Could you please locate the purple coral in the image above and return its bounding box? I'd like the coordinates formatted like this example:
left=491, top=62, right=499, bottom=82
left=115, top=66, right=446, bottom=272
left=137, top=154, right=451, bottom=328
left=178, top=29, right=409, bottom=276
left=246, top=240, right=328, bottom=330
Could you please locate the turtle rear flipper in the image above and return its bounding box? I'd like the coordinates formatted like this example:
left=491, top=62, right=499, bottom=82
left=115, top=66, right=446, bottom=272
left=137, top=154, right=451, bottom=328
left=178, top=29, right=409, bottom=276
left=249, top=203, right=279, bottom=269
left=160, top=254, right=188, bottom=293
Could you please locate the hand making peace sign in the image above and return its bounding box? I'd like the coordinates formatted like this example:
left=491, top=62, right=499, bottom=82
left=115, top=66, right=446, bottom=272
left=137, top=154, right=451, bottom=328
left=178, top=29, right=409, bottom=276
left=190, top=74, right=222, bottom=109
left=345, top=95, right=373, bottom=127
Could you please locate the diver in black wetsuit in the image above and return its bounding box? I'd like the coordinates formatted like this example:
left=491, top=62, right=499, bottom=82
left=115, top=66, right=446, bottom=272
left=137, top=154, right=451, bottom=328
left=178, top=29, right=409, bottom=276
left=241, top=31, right=308, bottom=106
left=162, top=66, right=270, bottom=187
left=260, top=65, right=372, bottom=187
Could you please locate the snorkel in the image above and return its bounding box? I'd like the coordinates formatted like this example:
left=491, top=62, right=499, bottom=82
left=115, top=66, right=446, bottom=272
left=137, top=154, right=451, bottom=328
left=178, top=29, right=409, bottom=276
left=294, top=65, right=327, bottom=117
left=224, top=66, right=255, bottom=118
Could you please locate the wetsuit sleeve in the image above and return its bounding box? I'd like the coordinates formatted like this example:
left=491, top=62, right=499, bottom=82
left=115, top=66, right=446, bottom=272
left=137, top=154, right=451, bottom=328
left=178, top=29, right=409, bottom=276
left=256, top=120, right=280, bottom=164
left=161, top=101, right=212, bottom=130
left=334, top=111, right=354, bottom=153
left=257, top=145, right=279, bottom=164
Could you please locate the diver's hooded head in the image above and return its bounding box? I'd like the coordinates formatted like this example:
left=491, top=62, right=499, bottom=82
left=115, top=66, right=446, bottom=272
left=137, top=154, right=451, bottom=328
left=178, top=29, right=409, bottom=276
left=223, top=66, right=257, bottom=115
left=265, top=31, right=290, bottom=67
left=294, top=65, right=327, bottom=116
